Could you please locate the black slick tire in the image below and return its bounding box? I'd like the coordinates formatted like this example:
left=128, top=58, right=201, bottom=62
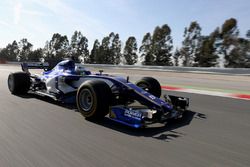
left=136, top=77, right=161, bottom=98
left=76, top=80, right=112, bottom=120
left=8, top=72, right=31, bottom=95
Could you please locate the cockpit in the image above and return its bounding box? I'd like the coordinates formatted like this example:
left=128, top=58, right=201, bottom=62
left=44, top=60, right=91, bottom=75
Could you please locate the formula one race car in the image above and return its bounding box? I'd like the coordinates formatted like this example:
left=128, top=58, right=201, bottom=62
left=7, top=59, right=189, bottom=128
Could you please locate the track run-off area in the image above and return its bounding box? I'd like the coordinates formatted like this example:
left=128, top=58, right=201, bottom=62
left=0, top=64, right=250, bottom=167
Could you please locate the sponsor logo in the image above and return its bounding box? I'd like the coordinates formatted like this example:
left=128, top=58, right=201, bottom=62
left=124, top=109, right=142, bottom=120
left=148, top=95, right=156, bottom=100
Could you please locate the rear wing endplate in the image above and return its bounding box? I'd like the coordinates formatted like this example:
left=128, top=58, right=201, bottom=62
left=21, top=62, right=49, bottom=73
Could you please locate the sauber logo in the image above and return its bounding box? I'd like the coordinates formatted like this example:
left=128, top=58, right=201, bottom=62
left=124, top=109, right=142, bottom=120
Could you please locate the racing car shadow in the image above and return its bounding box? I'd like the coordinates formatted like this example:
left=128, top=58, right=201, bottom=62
left=94, top=110, right=206, bottom=142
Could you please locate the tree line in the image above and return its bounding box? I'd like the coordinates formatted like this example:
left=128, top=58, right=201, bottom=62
left=0, top=18, right=250, bottom=68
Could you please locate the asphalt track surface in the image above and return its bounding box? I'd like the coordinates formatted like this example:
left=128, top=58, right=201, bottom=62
left=0, top=65, right=250, bottom=167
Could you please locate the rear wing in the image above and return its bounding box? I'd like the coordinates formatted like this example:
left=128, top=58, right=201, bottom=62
left=21, top=62, right=49, bottom=73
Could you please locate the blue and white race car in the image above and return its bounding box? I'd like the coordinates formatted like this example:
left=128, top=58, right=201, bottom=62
left=7, top=59, right=189, bottom=128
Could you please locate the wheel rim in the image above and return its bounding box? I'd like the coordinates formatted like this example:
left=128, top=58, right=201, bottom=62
left=8, top=75, right=14, bottom=92
left=79, top=89, right=93, bottom=112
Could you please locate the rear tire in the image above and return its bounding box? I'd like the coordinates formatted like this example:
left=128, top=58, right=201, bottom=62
left=76, top=80, right=112, bottom=120
left=8, top=72, right=31, bottom=95
left=136, top=77, right=161, bottom=98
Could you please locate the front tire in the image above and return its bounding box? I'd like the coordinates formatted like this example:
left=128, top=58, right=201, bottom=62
left=76, top=80, right=112, bottom=120
left=136, top=77, right=161, bottom=98
left=8, top=72, right=31, bottom=95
